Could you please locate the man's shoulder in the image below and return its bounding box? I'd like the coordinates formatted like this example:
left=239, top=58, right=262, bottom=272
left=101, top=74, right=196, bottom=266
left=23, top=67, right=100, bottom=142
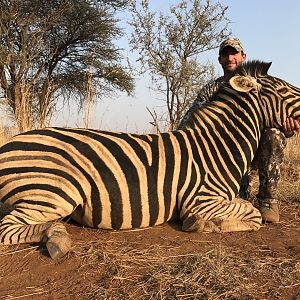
left=202, top=76, right=225, bottom=94
left=206, top=76, right=225, bottom=86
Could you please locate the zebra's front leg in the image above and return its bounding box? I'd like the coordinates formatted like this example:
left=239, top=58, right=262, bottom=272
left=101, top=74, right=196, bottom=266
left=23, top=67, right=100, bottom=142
left=43, top=223, right=72, bottom=259
left=182, top=198, right=262, bottom=233
left=0, top=212, right=71, bottom=259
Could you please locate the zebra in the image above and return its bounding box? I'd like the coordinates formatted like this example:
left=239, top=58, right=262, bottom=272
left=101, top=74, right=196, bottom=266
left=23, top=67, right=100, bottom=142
left=0, top=60, right=300, bottom=259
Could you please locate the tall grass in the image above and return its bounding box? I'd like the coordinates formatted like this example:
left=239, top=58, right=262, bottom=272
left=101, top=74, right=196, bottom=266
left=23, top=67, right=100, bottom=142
left=284, top=133, right=300, bottom=162
left=280, top=133, right=300, bottom=203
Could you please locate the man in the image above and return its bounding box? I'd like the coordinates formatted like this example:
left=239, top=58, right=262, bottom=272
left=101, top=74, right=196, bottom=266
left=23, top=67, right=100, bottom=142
left=179, top=37, right=300, bottom=223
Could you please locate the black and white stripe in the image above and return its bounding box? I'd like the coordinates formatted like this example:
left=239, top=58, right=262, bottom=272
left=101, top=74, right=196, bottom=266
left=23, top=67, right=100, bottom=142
left=0, top=61, right=300, bottom=257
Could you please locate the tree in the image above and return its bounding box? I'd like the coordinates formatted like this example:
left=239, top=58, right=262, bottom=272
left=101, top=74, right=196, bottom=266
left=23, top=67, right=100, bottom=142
left=129, top=0, right=230, bottom=131
left=0, top=0, right=134, bottom=132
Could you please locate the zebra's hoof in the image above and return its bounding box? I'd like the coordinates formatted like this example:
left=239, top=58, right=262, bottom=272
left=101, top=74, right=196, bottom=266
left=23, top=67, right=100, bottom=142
left=47, top=239, right=71, bottom=260
left=45, top=223, right=72, bottom=259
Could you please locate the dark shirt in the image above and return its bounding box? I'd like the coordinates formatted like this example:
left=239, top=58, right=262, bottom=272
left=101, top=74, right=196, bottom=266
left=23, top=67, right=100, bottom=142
left=178, top=76, right=225, bottom=129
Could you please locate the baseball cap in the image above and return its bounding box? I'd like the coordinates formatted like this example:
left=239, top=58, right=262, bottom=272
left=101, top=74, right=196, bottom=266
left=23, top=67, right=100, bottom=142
left=219, top=37, right=244, bottom=54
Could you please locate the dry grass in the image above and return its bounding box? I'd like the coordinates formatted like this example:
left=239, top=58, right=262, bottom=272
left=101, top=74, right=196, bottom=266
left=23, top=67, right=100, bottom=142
left=0, top=123, right=17, bottom=146
left=280, top=134, right=300, bottom=204
left=68, top=239, right=300, bottom=300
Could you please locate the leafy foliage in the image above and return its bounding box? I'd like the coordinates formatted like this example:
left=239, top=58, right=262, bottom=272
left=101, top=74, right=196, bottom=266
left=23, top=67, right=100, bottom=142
left=0, top=0, right=134, bottom=131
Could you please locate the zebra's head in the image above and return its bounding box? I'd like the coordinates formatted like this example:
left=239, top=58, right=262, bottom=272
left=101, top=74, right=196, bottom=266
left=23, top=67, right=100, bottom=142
left=228, top=60, right=300, bottom=129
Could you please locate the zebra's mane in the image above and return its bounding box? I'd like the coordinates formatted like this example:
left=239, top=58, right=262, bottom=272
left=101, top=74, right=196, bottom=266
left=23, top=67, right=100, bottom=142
left=230, top=60, right=272, bottom=78
left=205, top=60, right=272, bottom=103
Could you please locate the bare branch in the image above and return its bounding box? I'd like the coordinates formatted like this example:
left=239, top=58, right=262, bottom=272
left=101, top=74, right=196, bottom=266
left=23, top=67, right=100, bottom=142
left=129, top=0, right=230, bottom=131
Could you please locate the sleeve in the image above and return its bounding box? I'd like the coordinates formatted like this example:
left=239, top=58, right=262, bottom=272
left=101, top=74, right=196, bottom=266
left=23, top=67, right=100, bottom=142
left=178, top=79, right=223, bottom=129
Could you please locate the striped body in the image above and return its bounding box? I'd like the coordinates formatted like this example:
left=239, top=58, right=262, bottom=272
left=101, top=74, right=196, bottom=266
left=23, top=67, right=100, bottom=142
left=0, top=128, right=198, bottom=229
left=1, top=61, right=300, bottom=258
left=0, top=124, right=248, bottom=229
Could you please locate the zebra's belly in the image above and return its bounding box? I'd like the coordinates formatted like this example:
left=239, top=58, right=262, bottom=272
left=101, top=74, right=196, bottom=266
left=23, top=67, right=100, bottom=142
left=75, top=192, right=179, bottom=230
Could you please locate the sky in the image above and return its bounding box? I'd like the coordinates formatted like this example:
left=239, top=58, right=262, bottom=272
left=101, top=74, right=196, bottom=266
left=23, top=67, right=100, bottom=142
left=54, top=0, right=300, bottom=133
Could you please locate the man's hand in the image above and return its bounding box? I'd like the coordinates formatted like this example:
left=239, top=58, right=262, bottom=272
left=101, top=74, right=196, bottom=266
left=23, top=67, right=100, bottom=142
left=283, top=117, right=300, bottom=137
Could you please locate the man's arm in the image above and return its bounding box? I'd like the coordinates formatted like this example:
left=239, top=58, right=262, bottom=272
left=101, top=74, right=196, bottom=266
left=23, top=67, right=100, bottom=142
left=178, top=79, right=223, bottom=129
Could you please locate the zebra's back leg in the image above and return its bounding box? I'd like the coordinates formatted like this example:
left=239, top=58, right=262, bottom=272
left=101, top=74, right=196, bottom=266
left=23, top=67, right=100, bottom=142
left=0, top=209, right=72, bottom=260
left=182, top=198, right=262, bottom=233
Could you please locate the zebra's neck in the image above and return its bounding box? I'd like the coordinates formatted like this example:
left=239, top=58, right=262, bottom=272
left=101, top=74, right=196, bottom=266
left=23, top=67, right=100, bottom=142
left=186, top=93, right=264, bottom=183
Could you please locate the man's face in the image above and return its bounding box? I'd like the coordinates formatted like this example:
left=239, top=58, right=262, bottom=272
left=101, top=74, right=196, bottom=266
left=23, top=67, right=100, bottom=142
left=218, top=47, right=246, bottom=74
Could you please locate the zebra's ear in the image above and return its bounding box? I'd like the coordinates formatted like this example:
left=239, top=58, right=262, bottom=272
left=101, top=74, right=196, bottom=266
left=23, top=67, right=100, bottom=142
left=229, top=75, right=259, bottom=92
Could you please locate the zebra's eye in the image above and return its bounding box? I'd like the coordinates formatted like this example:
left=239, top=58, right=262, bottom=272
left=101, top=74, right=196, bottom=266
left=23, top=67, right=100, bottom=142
left=277, top=87, right=289, bottom=94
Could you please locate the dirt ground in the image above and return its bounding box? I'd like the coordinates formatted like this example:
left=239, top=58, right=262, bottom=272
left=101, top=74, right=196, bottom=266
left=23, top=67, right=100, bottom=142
left=0, top=199, right=300, bottom=300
